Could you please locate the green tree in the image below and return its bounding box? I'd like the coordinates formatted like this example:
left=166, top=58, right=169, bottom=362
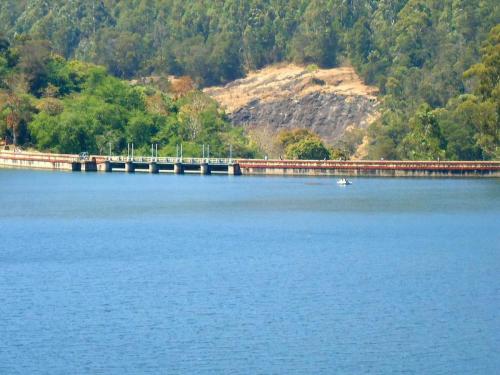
left=16, top=39, right=52, bottom=96
left=286, top=137, right=331, bottom=160
left=464, top=25, right=500, bottom=101
left=125, top=112, right=157, bottom=147
left=290, top=0, right=339, bottom=67
left=462, top=24, right=500, bottom=159
left=96, top=30, right=146, bottom=78
left=277, top=128, right=331, bottom=160
left=398, top=105, right=445, bottom=160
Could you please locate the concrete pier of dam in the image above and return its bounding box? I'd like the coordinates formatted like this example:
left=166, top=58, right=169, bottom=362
left=0, top=150, right=499, bottom=177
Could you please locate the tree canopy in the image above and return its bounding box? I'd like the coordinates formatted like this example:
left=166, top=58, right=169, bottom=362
left=0, top=39, right=257, bottom=157
left=277, top=129, right=343, bottom=160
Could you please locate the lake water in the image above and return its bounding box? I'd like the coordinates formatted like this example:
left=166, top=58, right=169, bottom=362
left=0, top=169, right=499, bottom=374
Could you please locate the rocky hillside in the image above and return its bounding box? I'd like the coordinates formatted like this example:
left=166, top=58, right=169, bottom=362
left=204, top=64, right=379, bottom=144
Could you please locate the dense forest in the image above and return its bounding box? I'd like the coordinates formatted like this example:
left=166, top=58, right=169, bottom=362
left=0, top=0, right=499, bottom=160
left=0, top=37, right=258, bottom=158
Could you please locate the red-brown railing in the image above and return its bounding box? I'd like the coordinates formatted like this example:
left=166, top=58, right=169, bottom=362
left=236, top=159, right=500, bottom=171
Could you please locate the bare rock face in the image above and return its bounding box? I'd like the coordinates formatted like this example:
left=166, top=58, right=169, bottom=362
left=204, top=64, right=379, bottom=144
left=230, top=91, right=378, bottom=143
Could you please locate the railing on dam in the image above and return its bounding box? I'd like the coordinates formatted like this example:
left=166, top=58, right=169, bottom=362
left=0, top=150, right=234, bottom=165
left=101, top=156, right=234, bottom=165
left=236, top=159, right=500, bottom=171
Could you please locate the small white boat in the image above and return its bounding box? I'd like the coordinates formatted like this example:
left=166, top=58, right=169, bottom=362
left=337, top=178, right=352, bottom=185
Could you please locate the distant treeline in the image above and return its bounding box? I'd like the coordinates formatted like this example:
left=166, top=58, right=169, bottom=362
left=0, top=0, right=498, bottom=160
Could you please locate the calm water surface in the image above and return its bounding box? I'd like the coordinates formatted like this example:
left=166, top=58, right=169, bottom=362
left=0, top=169, right=499, bottom=374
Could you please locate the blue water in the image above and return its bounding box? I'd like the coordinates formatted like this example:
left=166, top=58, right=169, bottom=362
left=0, top=169, right=499, bottom=374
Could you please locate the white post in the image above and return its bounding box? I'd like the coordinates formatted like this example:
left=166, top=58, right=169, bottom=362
left=127, top=143, right=130, bottom=159
left=155, top=144, right=158, bottom=159
left=180, top=143, right=183, bottom=161
left=131, top=143, right=134, bottom=160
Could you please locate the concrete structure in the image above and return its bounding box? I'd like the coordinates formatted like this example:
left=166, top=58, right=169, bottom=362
left=200, top=163, right=210, bottom=175
left=228, top=163, right=242, bottom=176
left=149, top=162, right=159, bottom=174
left=97, top=156, right=241, bottom=175
left=0, top=151, right=80, bottom=171
left=173, top=162, right=184, bottom=174
left=1, top=150, right=499, bottom=177
left=102, top=160, right=112, bottom=172
left=237, top=159, right=500, bottom=177
left=81, top=159, right=98, bottom=172
left=125, top=161, right=135, bottom=173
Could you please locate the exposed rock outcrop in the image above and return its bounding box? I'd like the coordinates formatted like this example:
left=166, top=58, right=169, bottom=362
left=204, top=64, right=380, bottom=144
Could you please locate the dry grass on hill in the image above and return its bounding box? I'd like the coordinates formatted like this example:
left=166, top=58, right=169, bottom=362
left=204, top=64, right=379, bottom=113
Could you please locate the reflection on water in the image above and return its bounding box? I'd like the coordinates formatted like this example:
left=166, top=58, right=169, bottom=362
left=0, top=170, right=499, bottom=374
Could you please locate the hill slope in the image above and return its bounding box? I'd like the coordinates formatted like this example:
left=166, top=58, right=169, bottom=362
left=205, top=64, right=379, bottom=143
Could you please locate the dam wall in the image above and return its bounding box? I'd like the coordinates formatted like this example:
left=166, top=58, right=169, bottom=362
left=0, top=151, right=239, bottom=175
left=237, top=160, right=500, bottom=177
left=0, top=150, right=82, bottom=171
left=1, top=151, right=499, bottom=177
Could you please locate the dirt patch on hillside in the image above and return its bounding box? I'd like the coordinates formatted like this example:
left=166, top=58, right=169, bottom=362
left=204, top=64, right=378, bottom=113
